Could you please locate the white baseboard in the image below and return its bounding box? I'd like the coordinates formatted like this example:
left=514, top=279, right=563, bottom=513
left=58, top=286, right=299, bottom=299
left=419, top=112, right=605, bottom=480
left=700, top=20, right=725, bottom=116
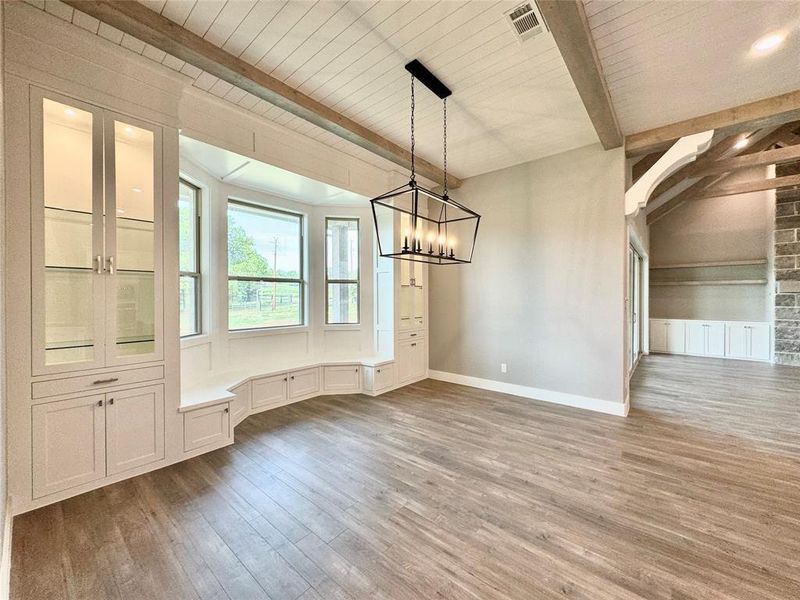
left=0, top=497, right=12, bottom=600
left=428, top=370, right=629, bottom=417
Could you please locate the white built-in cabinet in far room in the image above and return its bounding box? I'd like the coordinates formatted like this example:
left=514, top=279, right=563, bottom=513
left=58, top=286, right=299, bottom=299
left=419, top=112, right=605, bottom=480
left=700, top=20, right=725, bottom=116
left=650, top=319, right=770, bottom=361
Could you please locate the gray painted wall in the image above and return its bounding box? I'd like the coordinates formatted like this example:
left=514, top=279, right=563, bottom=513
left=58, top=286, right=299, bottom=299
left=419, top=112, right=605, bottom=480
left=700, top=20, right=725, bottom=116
left=429, top=143, right=626, bottom=405
left=649, top=167, right=772, bottom=322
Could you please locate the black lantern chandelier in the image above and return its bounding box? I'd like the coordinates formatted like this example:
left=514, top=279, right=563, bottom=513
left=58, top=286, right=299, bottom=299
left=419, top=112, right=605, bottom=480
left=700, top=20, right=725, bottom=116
left=370, top=60, right=480, bottom=265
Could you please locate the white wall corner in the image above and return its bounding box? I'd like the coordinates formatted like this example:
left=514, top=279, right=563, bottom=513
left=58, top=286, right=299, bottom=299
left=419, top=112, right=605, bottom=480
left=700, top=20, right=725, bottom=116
left=625, top=130, right=714, bottom=217
left=428, top=371, right=629, bottom=417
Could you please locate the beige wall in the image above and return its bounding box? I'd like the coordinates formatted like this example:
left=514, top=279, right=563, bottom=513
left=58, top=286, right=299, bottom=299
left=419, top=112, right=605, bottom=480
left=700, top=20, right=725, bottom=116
left=649, top=167, right=772, bottom=321
left=429, top=143, right=627, bottom=406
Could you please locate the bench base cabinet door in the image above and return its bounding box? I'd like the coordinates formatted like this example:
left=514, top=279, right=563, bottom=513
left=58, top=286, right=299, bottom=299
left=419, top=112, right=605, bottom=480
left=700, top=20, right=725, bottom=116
left=106, top=384, right=165, bottom=476
left=184, top=404, right=231, bottom=452
left=230, top=382, right=250, bottom=425
left=686, top=321, right=725, bottom=357
left=32, top=394, right=106, bottom=498
left=323, top=365, right=360, bottom=393
left=649, top=319, right=685, bottom=354
left=289, top=368, right=320, bottom=399
left=252, top=374, right=287, bottom=411
left=364, top=364, right=395, bottom=393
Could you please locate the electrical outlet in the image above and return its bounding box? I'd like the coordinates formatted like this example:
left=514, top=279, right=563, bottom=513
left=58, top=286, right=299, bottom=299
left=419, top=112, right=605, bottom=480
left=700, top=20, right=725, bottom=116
left=500, top=363, right=507, bottom=374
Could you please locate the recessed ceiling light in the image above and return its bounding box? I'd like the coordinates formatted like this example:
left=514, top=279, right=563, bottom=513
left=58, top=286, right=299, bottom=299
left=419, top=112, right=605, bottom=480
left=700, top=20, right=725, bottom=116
left=734, top=137, right=749, bottom=150
left=751, top=32, right=785, bottom=55
left=131, top=187, right=142, bottom=193
left=64, top=108, right=76, bottom=117
left=124, top=126, right=134, bottom=135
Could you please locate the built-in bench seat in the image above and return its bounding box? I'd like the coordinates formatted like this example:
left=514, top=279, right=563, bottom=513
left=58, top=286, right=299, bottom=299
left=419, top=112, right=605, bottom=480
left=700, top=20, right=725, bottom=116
left=179, top=357, right=396, bottom=456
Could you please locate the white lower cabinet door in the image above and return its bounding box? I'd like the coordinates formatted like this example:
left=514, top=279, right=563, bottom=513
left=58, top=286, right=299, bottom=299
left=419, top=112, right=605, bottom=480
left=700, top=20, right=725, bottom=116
left=649, top=320, right=668, bottom=352
left=289, top=367, right=320, bottom=399
left=706, top=322, right=726, bottom=357
left=252, top=373, right=288, bottom=411
left=106, top=384, right=165, bottom=476
left=749, top=323, right=771, bottom=360
left=184, top=403, right=231, bottom=452
left=685, top=322, right=706, bottom=355
left=230, top=382, right=250, bottom=425
left=323, top=365, right=360, bottom=393
left=665, top=320, right=686, bottom=354
left=32, top=394, right=106, bottom=498
left=397, top=339, right=426, bottom=384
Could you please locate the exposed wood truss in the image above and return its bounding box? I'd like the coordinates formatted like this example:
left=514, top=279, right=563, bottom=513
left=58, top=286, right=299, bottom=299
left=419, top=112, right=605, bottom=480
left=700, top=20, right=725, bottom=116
left=689, top=173, right=800, bottom=202
left=537, top=0, right=622, bottom=150
left=61, top=0, right=461, bottom=188
left=647, top=122, right=800, bottom=225
left=626, top=89, right=800, bottom=157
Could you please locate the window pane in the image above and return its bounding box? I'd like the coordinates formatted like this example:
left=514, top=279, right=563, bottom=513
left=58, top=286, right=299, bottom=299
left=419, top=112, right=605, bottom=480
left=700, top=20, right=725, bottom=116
left=326, top=219, right=358, bottom=280
left=229, top=280, right=301, bottom=330
left=179, top=182, right=198, bottom=272
left=228, top=202, right=301, bottom=278
left=327, top=283, right=358, bottom=324
left=180, top=275, right=198, bottom=337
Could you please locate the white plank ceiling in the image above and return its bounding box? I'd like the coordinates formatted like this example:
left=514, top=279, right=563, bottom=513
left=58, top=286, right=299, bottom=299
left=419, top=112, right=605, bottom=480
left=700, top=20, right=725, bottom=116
left=584, top=0, right=800, bottom=135
left=29, top=0, right=599, bottom=180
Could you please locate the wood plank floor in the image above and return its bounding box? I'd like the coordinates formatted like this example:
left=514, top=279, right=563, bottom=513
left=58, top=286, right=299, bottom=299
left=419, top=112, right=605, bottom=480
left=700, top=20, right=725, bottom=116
left=11, top=354, right=800, bottom=600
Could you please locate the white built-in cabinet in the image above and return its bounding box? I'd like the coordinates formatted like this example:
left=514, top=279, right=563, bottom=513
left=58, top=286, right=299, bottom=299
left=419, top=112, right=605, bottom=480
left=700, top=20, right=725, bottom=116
left=650, top=319, right=770, bottom=361
left=31, top=88, right=163, bottom=374
left=396, top=334, right=427, bottom=384
left=32, top=384, right=164, bottom=498
left=19, top=87, right=169, bottom=504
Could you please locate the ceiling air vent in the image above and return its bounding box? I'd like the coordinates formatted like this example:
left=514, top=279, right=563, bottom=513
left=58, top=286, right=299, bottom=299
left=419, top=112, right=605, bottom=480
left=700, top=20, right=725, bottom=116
left=505, top=2, right=547, bottom=43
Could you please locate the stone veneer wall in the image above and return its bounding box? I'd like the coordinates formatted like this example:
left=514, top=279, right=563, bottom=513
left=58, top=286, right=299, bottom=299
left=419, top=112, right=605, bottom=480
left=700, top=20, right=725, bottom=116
left=774, top=161, right=800, bottom=366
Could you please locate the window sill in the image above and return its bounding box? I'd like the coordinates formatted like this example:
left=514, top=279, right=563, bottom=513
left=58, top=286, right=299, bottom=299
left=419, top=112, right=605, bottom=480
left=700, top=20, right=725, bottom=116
left=227, top=325, right=310, bottom=340
left=181, top=334, right=211, bottom=349
left=322, top=325, right=362, bottom=331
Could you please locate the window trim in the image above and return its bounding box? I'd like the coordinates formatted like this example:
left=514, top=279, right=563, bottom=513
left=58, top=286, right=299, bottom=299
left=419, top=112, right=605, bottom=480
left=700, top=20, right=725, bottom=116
left=179, top=178, right=202, bottom=338
left=227, top=199, right=306, bottom=331
left=325, top=216, right=360, bottom=325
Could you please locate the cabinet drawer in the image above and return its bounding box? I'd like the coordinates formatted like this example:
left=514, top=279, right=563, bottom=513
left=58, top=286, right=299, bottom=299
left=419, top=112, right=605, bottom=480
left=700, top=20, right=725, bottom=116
left=397, top=331, right=424, bottom=342
left=32, top=365, right=164, bottom=399
left=252, top=373, right=288, bottom=411
left=289, top=367, right=320, bottom=399
left=323, top=365, right=361, bottom=393
left=184, top=403, right=231, bottom=452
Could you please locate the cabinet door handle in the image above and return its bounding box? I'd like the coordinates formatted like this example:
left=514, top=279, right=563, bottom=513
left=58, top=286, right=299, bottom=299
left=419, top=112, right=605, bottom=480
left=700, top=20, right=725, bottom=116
left=283, top=377, right=287, bottom=382
left=355, top=368, right=359, bottom=372
left=95, top=255, right=103, bottom=274
left=410, top=333, right=417, bottom=337
left=290, top=376, right=295, bottom=380
left=106, top=255, right=115, bottom=275
left=377, top=369, right=381, bottom=373
left=224, top=407, right=229, bottom=413
left=97, top=399, right=103, bottom=407
left=92, top=377, right=119, bottom=385
left=411, top=343, right=417, bottom=347
left=108, top=398, right=114, bottom=405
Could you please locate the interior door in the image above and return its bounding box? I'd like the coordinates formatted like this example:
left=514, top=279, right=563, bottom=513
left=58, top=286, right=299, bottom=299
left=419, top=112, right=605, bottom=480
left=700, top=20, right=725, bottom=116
left=103, top=111, right=163, bottom=366
left=105, top=384, right=165, bottom=476
left=31, top=88, right=106, bottom=375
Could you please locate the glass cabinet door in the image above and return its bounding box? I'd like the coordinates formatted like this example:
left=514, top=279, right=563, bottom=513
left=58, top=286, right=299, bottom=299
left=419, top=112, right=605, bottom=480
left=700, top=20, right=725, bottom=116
left=104, top=113, right=163, bottom=364
left=32, top=92, right=106, bottom=374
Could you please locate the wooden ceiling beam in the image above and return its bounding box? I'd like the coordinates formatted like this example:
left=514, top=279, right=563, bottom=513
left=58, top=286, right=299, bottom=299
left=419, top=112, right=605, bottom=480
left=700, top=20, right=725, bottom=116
left=537, top=0, right=622, bottom=150
left=62, top=0, right=461, bottom=188
left=691, top=173, right=800, bottom=201
left=625, top=89, right=800, bottom=157
left=692, top=143, right=800, bottom=177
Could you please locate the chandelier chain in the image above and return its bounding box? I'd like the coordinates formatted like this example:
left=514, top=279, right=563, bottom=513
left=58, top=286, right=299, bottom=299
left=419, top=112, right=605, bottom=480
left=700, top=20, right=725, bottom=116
left=443, top=97, right=448, bottom=197
left=410, top=75, right=416, bottom=183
